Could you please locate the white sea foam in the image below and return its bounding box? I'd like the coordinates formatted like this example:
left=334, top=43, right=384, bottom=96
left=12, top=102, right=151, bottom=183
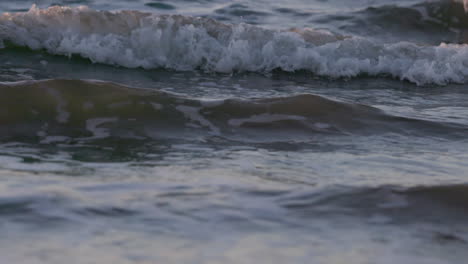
left=176, top=105, right=220, bottom=134
left=85, top=117, right=118, bottom=139
left=2, top=5, right=468, bottom=85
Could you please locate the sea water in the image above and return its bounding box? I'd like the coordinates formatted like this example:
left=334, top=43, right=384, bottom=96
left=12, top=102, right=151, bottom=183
left=1, top=1, right=468, bottom=263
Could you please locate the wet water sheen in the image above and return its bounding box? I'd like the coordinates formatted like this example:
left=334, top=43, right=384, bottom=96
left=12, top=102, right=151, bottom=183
left=1, top=0, right=468, bottom=263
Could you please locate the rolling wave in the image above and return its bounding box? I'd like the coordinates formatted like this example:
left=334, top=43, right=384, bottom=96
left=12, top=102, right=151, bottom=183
left=325, top=1, right=467, bottom=45
left=279, top=184, right=468, bottom=229
left=0, top=79, right=462, bottom=143
left=2, top=6, right=468, bottom=85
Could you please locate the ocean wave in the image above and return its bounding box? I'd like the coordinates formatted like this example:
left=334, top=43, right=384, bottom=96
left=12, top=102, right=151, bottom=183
left=355, top=0, right=468, bottom=30
left=325, top=1, right=463, bottom=45
left=279, top=184, right=468, bottom=228
left=2, top=6, right=468, bottom=84
left=2, top=181, right=468, bottom=229
left=0, top=79, right=462, bottom=143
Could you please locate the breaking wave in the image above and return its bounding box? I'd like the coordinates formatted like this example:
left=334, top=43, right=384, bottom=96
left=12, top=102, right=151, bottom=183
left=1, top=6, right=468, bottom=85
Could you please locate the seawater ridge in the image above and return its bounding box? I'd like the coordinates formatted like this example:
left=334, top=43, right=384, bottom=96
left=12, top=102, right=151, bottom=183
left=0, top=79, right=465, bottom=145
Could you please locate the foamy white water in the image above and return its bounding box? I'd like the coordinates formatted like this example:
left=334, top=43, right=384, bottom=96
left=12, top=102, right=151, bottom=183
left=2, top=5, right=468, bottom=85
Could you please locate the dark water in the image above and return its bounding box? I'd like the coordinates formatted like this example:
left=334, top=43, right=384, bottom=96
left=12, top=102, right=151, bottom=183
left=1, top=1, right=468, bottom=263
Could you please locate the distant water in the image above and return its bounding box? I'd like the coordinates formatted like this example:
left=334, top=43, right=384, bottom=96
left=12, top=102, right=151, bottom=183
left=1, top=1, right=468, bottom=263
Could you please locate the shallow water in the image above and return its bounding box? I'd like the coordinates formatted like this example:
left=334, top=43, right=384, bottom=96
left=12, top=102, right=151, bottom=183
left=1, top=0, right=468, bottom=263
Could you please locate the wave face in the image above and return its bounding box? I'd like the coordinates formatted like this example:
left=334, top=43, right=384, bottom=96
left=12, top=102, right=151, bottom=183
left=0, top=79, right=462, bottom=144
left=2, top=6, right=468, bottom=85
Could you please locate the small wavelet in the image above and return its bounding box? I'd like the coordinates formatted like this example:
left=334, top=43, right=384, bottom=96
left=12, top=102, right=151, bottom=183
left=279, top=184, right=468, bottom=225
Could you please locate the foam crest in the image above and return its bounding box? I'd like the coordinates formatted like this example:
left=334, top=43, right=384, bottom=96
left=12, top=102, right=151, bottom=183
left=2, top=5, right=468, bottom=85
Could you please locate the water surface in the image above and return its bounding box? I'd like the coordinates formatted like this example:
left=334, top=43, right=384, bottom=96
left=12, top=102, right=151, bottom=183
left=1, top=0, right=468, bottom=263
